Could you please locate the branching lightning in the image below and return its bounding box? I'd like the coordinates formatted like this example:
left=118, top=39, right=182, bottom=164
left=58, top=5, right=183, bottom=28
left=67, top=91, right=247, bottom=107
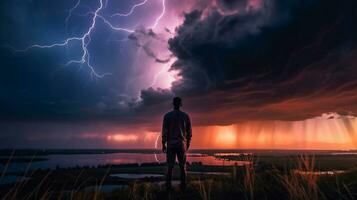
left=5, top=0, right=172, bottom=153
left=14, top=0, right=111, bottom=78
left=109, top=0, right=169, bottom=88
left=10, top=0, right=167, bottom=79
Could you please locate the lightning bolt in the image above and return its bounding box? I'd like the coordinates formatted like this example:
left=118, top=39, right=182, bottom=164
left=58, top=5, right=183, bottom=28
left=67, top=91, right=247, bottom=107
left=97, top=15, right=135, bottom=33
left=150, top=60, right=173, bottom=88
left=149, top=0, right=171, bottom=89
left=4, top=0, right=171, bottom=160
left=128, top=0, right=169, bottom=89
left=154, top=132, right=161, bottom=163
left=9, top=0, right=167, bottom=79
left=151, top=0, right=166, bottom=29
left=108, top=0, right=170, bottom=90
left=63, top=0, right=110, bottom=79
left=110, top=0, right=166, bottom=30
left=65, top=0, right=81, bottom=29
left=111, top=0, right=148, bottom=17
left=11, top=0, right=112, bottom=78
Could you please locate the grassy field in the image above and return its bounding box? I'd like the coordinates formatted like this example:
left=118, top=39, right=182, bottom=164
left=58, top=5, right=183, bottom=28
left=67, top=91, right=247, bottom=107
left=1, top=151, right=357, bottom=199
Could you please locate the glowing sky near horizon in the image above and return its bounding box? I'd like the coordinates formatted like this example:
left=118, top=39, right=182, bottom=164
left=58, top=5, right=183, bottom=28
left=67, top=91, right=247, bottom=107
left=90, top=114, right=357, bottom=150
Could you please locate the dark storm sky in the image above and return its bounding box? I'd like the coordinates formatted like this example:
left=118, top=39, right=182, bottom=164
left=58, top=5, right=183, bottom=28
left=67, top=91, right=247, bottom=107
left=1, top=0, right=357, bottom=148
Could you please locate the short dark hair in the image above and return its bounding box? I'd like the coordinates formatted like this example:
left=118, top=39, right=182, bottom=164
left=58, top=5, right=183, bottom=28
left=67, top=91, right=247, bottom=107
left=173, top=97, right=182, bottom=108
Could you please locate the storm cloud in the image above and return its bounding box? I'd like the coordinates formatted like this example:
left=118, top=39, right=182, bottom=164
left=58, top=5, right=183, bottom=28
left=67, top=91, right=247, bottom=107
left=1, top=0, right=357, bottom=131
left=167, top=0, right=357, bottom=125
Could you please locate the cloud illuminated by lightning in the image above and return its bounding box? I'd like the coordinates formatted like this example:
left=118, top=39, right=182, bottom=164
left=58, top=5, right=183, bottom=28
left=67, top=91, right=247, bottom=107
left=9, top=1, right=170, bottom=154
left=108, top=0, right=170, bottom=88
left=2, top=0, right=172, bottom=155
left=150, top=60, right=175, bottom=88
left=4, top=0, right=172, bottom=155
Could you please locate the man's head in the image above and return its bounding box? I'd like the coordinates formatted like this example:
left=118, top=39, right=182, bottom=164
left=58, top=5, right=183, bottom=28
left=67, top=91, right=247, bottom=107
left=173, top=97, right=182, bottom=110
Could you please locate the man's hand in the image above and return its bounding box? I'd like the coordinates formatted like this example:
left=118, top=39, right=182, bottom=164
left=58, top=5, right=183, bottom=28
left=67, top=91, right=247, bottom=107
left=162, top=143, right=167, bottom=153
left=186, top=142, right=190, bottom=151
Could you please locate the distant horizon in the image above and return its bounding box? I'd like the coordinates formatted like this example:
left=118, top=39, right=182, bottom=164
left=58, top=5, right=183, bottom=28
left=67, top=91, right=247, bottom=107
left=1, top=148, right=356, bottom=151
left=2, top=1, right=357, bottom=199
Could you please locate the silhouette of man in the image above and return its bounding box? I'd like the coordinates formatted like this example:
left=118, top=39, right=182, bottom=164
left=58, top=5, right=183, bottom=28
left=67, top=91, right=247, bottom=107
left=162, top=97, right=192, bottom=190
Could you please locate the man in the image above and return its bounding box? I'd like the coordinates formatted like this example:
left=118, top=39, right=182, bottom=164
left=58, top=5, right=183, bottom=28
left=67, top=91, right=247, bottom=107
left=162, top=97, right=192, bottom=190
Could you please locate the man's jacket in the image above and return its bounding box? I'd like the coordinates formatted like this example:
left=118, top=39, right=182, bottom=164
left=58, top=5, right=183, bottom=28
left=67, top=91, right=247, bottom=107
left=162, top=109, right=192, bottom=148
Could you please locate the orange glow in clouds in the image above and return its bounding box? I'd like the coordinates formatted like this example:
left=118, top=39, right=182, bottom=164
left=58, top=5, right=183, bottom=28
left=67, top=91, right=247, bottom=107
left=215, top=126, right=237, bottom=148
left=105, top=132, right=159, bottom=148
left=103, top=115, right=357, bottom=150
left=107, top=134, right=138, bottom=142
left=191, top=116, right=357, bottom=150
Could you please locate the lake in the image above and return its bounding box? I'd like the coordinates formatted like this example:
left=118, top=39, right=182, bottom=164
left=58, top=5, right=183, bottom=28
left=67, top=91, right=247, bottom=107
left=2, top=149, right=355, bottom=174
left=0, top=152, right=249, bottom=173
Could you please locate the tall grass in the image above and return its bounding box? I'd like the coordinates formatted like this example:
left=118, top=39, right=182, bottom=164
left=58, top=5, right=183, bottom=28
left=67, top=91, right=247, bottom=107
left=243, top=160, right=255, bottom=200
left=196, top=178, right=213, bottom=200
left=1, top=153, right=357, bottom=200
left=277, top=155, right=320, bottom=200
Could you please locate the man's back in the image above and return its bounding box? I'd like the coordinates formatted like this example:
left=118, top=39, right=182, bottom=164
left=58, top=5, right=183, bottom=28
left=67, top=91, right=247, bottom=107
left=162, top=97, right=192, bottom=190
left=162, top=110, right=192, bottom=148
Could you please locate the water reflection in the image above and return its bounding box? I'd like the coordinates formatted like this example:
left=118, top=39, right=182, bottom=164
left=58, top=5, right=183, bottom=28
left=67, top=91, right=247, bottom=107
left=294, top=170, right=345, bottom=176
left=110, top=173, right=164, bottom=179
left=0, top=152, right=252, bottom=173
left=331, top=152, right=357, bottom=155
left=214, top=153, right=252, bottom=156
left=188, top=172, right=231, bottom=175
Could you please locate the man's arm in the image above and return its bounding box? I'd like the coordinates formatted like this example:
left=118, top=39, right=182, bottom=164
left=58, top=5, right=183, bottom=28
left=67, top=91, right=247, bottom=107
left=162, top=115, right=168, bottom=153
left=186, top=114, right=192, bottom=150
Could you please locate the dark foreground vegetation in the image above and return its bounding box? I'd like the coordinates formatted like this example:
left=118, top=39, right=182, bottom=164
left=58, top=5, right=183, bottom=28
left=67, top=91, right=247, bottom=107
left=1, top=154, right=357, bottom=200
